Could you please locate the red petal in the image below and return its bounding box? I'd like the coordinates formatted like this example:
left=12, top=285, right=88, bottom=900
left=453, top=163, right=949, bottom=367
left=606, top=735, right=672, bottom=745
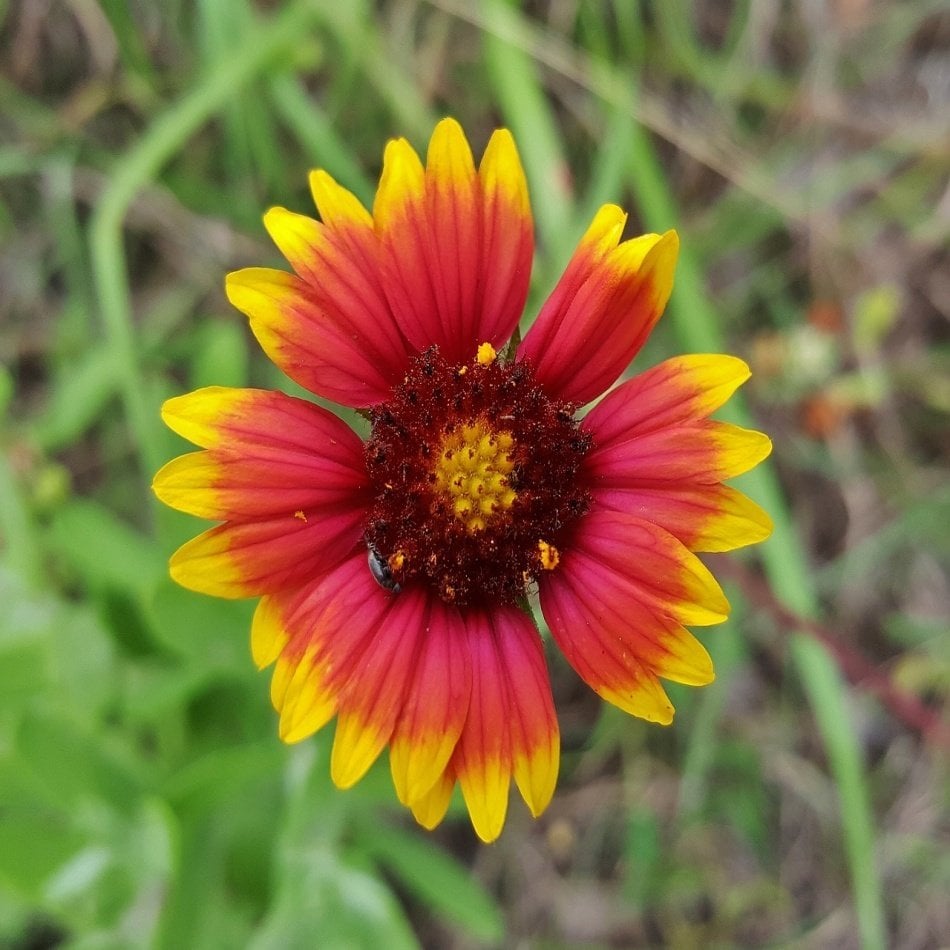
left=581, top=356, right=773, bottom=551
left=582, top=354, right=752, bottom=441
left=591, top=482, right=773, bottom=553
left=226, top=264, right=409, bottom=408
left=519, top=208, right=678, bottom=404
left=262, top=552, right=395, bottom=743
left=389, top=602, right=472, bottom=806
left=495, top=611, right=559, bottom=818
left=167, top=514, right=363, bottom=600
left=331, top=588, right=431, bottom=788
left=451, top=609, right=513, bottom=843
left=585, top=420, right=772, bottom=486
left=154, top=387, right=369, bottom=521
left=374, top=118, right=533, bottom=364
left=540, top=510, right=724, bottom=724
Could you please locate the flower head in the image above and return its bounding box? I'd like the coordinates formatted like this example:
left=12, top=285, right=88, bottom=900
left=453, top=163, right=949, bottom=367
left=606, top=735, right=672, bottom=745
left=154, top=118, right=772, bottom=842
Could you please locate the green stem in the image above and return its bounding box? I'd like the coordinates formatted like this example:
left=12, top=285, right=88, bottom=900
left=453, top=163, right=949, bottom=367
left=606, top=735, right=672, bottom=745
left=0, top=446, right=43, bottom=588
left=481, top=0, right=574, bottom=259
left=89, top=0, right=324, bottom=502
left=267, top=74, right=376, bottom=205
left=625, top=118, right=886, bottom=950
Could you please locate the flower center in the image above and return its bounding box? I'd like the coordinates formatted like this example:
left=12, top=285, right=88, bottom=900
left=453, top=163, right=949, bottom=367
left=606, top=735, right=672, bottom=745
left=432, top=420, right=517, bottom=533
left=364, top=345, right=591, bottom=606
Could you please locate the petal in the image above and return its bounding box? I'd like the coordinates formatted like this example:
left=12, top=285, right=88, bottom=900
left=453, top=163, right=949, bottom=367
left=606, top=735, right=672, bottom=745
left=542, top=566, right=677, bottom=724
left=476, top=128, right=534, bottom=347
left=225, top=265, right=406, bottom=408
left=528, top=205, right=628, bottom=336
left=251, top=594, right=288, bottom=669
left=581, top=354, right=753, bottom=443
left=265, top=552, right=395, bottom=743
left=154, top=387, right=369, bottom=522
left=374, top=118, right=533, bottom=364
left=374, top=135, right=426, bottom=227
left=276, top=644, right=339, bottom=744
left=592, top=482, right=773, bottom=553
left=579, top=362, right=773, bottom=551
left=410, top=766, right=456, bottom=831
left=540, top=510, right=724, bottom=725
left=520, top=211, right=679, bottom=404
left=167, top=513, right=364, bottom=599
left=585, top=420, right=773, bottom=486
left=451, top=610, right=513, bottom=843
left=160, top=388, right=368, bottom=597
left=389, top=603, right=472, bottom=806
left=309, top=169, right=374, bottom=230
left=265, top=175, right=414, bottom=396
left=495, top=611, right=559, bottom=818
left=160, top=384, right=361, bottom=450
left=515, top=204, right=636, bottom=379
left=154, top=450, right=366, bottom=522
left=331, top=588, right=430, bottom=789
left=563, top=509, right=729, bottom=626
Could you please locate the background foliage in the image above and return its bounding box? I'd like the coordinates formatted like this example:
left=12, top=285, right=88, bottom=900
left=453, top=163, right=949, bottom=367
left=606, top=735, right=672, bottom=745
left=1, top=1, right=948, bottom=947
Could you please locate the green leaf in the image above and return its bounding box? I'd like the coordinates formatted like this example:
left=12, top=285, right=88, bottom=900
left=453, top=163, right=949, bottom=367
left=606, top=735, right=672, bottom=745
left=14, top=713, right=144, bottom=816
left=0, top=565, right=116, bottom=719
left=624, top=808, right=662, bottom=909
left=0, top=799, right=85, bottom=897
left=149, top=577, right=254, bottom=667
left=162, top=742, right=284, bottom=813
left=45, top=500, right=166, bottom=600
left=188, top=318, right=250, bottom=390
left=359, top=823, right=505, bottom=943
left=31, top=348, right=119, bottom=453
left=251, top=846, right=419, bottom=950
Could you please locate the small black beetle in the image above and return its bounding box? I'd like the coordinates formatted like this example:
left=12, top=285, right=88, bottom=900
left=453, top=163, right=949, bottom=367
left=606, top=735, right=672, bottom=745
left=368, top=547, right=401, bottom=594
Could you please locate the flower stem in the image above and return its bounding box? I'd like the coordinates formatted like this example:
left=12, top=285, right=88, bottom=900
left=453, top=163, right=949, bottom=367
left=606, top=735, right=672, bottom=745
left=89, top=0, right=326, bottom=521
left=623, top=118, right=887, bottom=950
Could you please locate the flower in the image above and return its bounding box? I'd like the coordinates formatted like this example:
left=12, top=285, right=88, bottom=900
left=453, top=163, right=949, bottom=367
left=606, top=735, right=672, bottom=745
left=153, top=118, right=772, bottom=842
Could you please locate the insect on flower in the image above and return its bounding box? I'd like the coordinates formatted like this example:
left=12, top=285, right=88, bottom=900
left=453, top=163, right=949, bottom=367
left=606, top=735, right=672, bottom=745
left=368, top=545, right=401, bottom=594
left=153, top=118, right=772, bottom=842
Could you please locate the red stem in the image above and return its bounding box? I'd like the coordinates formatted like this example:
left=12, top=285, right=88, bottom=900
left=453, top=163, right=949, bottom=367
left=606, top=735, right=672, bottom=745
left=717, top=559, right=949, bottom=752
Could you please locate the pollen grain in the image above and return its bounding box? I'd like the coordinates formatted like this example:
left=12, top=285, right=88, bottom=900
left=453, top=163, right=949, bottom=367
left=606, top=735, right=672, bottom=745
left=538, top=539, right=560, bottom=570
left=476, top=342, right=497, bottom=365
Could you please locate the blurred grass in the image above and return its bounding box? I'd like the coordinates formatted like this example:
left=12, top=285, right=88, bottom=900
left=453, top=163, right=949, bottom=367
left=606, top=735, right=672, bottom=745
left=2, top=1, right=949, bottom=948
left=91, top=0, right=326, bottom=489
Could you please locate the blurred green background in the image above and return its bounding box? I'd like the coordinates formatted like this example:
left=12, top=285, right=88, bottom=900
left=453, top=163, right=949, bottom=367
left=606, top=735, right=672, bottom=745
left=1, top=1, right=948, bottom=947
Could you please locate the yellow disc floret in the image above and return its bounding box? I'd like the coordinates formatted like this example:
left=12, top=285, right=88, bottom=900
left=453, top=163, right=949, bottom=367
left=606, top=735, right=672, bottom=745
left=433, top=419, right=517, bottom=533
